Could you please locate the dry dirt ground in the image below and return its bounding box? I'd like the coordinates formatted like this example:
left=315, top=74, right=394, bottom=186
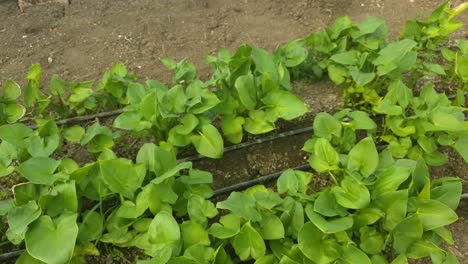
left=1, top=0, right=468, bottom=263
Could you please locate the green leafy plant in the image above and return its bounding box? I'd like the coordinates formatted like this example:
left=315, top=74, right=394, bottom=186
left=113, top=60, right=223, bottom=158
left=0, top=80, right=26, bottom=125
left=374, top=81, right=468, bottom=166
left=206, top=44, right=309, bottom=143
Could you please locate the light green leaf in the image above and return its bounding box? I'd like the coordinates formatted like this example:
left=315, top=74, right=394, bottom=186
left=332, top=175, right=370, bottom=209
left=3, top=80, right=21, bottom=100
left=232, top=222, right=266, bottom=260
left=392, top=215, right=423, bottom=254
left=257, top=211, right=285, bottom=240
left=342, top=245, right=372, bottom=264
left=313, top=112, right=342, bottom=139
left=25, top=214, right=79, bottom=264
left=180, top=220, right=210, bottom=250
left=208, top=214, right=241, bottom=239
left=148, top=211, right=181, bottom=256
left=6, top=201, right=41, bottom=244
left=298, top=222, right=340, bottom=263
left=64, top=126, right=85, bottom=143
left=414, top=199, right=458, bottom=231
left=262, top=90, right=308, bottom=121
left=217, top=192, right=261, bottom=221
left=235, top=73, right=257, bottom=110
left=99, top=159, right=146, bottom=199
left=221, top=115, right=245, bottom=144
left=306, top=204, right=353, bottom=234
left=347, top=137, right=378, bottom=177
left=136, top=143, right=177, bottom=177
left=309, top=138, right=340, bottom=173
left=191, top=124, right=224, bottom=159
left=18, top=157, right=61, bottom=185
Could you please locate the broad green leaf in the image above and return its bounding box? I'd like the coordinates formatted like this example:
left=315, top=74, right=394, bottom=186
left=208, top=214, right=241, bottom=239
left=16, top=252, right=46, bottom=264
left=392, top=215, right=423, bottom=254
left=24, top=64, right=42, bottom=107
left=277, top=39, right=308, bottom=67
left=348, top=111, right=377, bottom=130
left=309, top=138, right=340, bottom=173
left=49, top=75, right=65, bottom=97
left=314, top=190, right=347, bottom=217
left=6, top=201, right=41, bottom=244
left=313, top=112, right=342, bottom=139
left=137, top=143, right=177, bottom=176
left=164, top=85, right=187, bottom=114
left=68, top=88, right=93, bottom=103
left=298, top=222, right=340, bottom=263
left=353, top=208, right=384, bottom=229
left=4, top=103, right=26, bottom=123
left=359, top=226, right=385, bottom=255
left=151, top=162, right=191, bottom=184
left=349, top=67, right=375, bottom=86
left=3, top=80, right=21, bottom=100
left=330, top=51, right=359, bottom=65
left=25, top=214, right=79, bottom=264
left=327, top=64, right=347, bottom=84
left=191, top=124, right=224, bottom=159
left=262, top=90, right=308, bottom=120
left=99, top=159, right=146, bottom=199
left=0, top=123, right=34, bottom=148
left=18, top=157, right=61, bottom=185
left=453, top=134, right=468, bottom=162
left=279, top=198, right=304, bottom=239
left=342, top=245, right=372, bottom=264
left=374, top=190, right=408, bottom=232
left=78, top=211, right=104, bottom=242
left=253, top=47, right=278, bottom=82
left=0, top=199, right=13, bottom=216
left=244, top=110, right=275, bottom=134
left=414, top=199, right=458, bottom=230
left=423, top=63, right=446, bottom=75
left=221, top=115, right=245, bottom=144
left=235, top=73, right=257, bottom=110
left=373, top=165, right=413, bottom=197
left=181, top=220, right=210, bottom=250
left=347, top=137, right=378, bottom=177
left=431, top=177, right=462, bottom=210
left=148, top=211, right=181, bottom=256
left=306, top=204, right=353, bottom=234
left=407, top=240, right=442, bottom=259
left=256, top=211, right=285, bottom=240
left=64, top=126, right=85, bottom=143
left=277, top=169, right=312, bottom=195
left=113, top=111, right=151, bottom=132
left=232, top=222, right=266, bottom=260
left=373, top=39, right=417, bottom=75
left=187, top=195, right=218, bottom=226
left=332, top=175, right=370, bottom=209
left=217, top=192, right=261, bottom=221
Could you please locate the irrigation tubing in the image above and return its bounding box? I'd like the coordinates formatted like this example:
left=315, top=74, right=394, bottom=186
left=0, top=250, right=23, bottom=262
left=179, top=126, right=314, bottom=163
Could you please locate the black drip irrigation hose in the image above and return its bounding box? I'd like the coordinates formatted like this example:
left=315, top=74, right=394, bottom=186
left=179, top=126, right=314, bottom=163
left=0, top=250, right=23, bottom=261
left=213, top=164, right=312, bottom=197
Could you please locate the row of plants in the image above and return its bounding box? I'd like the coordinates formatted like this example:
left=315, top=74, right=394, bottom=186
left=0, top=1, right=468, bottom=263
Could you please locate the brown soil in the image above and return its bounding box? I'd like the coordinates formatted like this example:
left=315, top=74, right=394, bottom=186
left=1, top=0, right=468, bottom=263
